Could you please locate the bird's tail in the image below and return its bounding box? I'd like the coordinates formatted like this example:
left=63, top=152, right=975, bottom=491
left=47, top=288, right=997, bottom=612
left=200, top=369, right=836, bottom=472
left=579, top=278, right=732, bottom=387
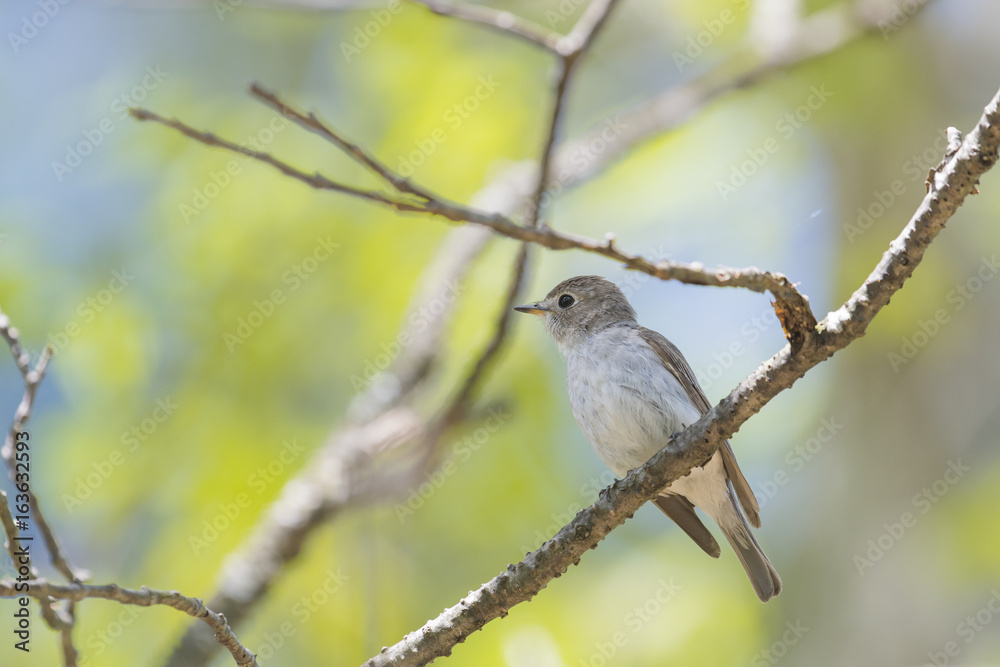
left=716, top=489, right=782, bottom=602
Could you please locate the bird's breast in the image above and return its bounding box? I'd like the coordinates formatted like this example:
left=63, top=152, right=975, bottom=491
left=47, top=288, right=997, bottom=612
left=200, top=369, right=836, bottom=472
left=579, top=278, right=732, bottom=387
left=565, top=332, right=702, bottom=477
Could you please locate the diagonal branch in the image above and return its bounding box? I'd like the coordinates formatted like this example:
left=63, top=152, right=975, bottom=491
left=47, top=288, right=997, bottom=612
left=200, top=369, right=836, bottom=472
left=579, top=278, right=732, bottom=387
left=129, top=108, right=429, bottom=212
left=0, top=578, right=258, bottom=667
left=362, top=84, right=1000, bottom=667
left=248, top=83, right=437, bottom=203
left=129, top=104, right=816, bottom=342
left=525, top=0, right=620, bottom=227
left=408, top=0, right=563, bottom=53
left=0, top=311, right=83, bottom=665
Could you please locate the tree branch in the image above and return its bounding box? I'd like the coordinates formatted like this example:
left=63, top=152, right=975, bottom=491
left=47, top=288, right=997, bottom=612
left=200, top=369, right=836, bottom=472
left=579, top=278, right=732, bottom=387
left=361, top=85, right=1000, bottom=667
left=0, top=489, right=77, bottom=665
left=129, top=107, right=429, bottom=212
left=248, top=82, right=438, bottom=204
left=408, top=0, right=563, bottom=53
left=129, top=104, right=816, bottom=344
left=0, top=319, right=79, bottom=576
left=444, top=0, right=621, bottom=419
left=1, top=309, right=83, bottom=665
left=0, top=578, right=258, bottom=667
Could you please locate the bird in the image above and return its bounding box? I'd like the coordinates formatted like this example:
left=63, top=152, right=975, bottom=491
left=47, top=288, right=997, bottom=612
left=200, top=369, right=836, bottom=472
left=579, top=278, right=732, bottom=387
left=515, top=275, right=781, bottom=602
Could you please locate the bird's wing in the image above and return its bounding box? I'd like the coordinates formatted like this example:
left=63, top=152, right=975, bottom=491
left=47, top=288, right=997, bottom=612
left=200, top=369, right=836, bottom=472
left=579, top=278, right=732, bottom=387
left=637, top=326, right=761, bottom=527
left=653, top=494, right=721, bottom=557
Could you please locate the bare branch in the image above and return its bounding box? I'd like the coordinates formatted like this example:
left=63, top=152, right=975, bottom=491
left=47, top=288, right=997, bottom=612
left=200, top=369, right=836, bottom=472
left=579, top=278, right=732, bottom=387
left=248, top=83, right=437, bottom=204
left=1, top=310, right=83, bottom=665
left=556, top=0, right=619, bottom=58
left=133, top=73, right=819, bottom=345
left=437, top=0, right=621, bottom=439
left=526, top=0, right=620, bottom=227
left=128, top=108, right=428, bottom=213
left=363, top=85, right=1000, bottom=667
left=0, top=578, right=258, bottom=667
left=0, top=489, right=77, bottom=665
left=0, top=313, right=84, bottom=584
left=408, top=0, right=563, bottom=53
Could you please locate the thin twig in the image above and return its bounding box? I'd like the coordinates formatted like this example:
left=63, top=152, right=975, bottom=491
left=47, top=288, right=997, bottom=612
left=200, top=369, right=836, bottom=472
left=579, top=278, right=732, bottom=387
left=524, top=0, right=620, bottom=227
left=0, top=488, right=77, bottom=666
left=0, top=578, right=258, bottom=667
left=248, top=83, right=436, bottom=203
left=129, top=108, right=428, bottom=212
left=437, top=0, right=621, bottom=434
left=0, top=315, right=84, bottom=584
left=0, top=311, right=81, bottom=665
left=408, top=0, right=562, bottom=52
left=129, top=103, right=816, bottom=342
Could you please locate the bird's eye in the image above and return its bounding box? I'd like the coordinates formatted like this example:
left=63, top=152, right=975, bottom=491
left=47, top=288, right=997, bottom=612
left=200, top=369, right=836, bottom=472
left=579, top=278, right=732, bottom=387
left=558, top=294, right=575, bottom=309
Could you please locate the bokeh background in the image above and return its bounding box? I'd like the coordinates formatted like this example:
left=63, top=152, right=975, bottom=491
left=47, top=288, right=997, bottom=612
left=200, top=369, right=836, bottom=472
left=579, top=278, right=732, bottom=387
left=2, top=0, right=1000, bottom=665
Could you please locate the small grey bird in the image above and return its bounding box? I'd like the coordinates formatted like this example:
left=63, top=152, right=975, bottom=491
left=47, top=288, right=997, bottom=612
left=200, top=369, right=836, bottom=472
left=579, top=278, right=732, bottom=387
left=515, top=275, right=781, bottom=602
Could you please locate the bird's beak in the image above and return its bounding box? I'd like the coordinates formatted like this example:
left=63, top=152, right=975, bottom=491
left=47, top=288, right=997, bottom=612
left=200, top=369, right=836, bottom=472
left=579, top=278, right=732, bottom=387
left=514, top=303, right=550, bottom=316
